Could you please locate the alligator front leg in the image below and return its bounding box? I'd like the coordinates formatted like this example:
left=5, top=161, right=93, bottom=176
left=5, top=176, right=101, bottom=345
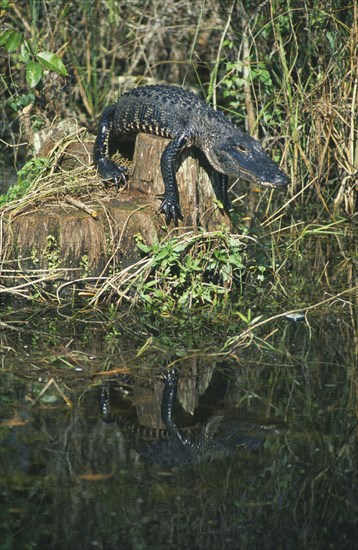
left=161, top=368, right=188, bottom=446
left=99, top=383, right=114, bottom=423
left=93, top=105, right=128, bottom=189
left=161, top=368, right=178, bottom=432
left=211, top=171, right=231, bottom=213
left=159, top=134, right=190, bottom=225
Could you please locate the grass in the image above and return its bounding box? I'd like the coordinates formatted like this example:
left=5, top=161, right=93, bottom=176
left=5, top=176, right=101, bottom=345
left=0, top=0, right=356, bottom=328
left=1, top=1, right=356, bottom=212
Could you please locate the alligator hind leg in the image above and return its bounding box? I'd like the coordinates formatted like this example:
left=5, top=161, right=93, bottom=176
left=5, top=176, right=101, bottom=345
left=93, top=105, right=128, bottom=189
left=160, top=135, right=190, bottom=225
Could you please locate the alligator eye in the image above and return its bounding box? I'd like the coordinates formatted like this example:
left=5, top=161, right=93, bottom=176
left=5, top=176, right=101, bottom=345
left=236, top=144, right=248, bottom=154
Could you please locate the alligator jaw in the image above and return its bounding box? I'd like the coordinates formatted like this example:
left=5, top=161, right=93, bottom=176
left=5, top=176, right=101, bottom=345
left=233, top=162, right=289, bottom=188
left=259, top=179, right=287, bottom=188
left=258, top=171, right=289, bottom=188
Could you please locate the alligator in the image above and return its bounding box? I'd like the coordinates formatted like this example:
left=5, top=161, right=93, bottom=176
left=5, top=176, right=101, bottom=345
left=100, top=369, right=279, bottom=467
left=93, top=85, right=288, bottom=225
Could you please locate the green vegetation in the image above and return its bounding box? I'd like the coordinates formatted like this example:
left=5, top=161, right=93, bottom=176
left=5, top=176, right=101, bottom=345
left=1, top=0, right=356, bottom=212
left=0, top=0, right=356, bottom=312
left=0, top=157, right=47, bottom=206
left=133, top=232, right=249, bottom=312
left=0, top=27, right=67, bottom=98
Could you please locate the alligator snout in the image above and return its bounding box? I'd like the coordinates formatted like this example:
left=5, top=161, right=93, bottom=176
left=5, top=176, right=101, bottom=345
left=258, top=163, right=289, bottom=188
left=271, top=169, right=289, bottom=187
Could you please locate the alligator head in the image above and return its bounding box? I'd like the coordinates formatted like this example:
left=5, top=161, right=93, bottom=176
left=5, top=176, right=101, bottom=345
left=203, top=128, right=288, bottom=187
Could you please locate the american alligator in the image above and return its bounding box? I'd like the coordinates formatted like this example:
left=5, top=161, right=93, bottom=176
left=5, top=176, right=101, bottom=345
left=100, top=369, right=279, bottom=467
left=93, top=85, right=288, bottom=225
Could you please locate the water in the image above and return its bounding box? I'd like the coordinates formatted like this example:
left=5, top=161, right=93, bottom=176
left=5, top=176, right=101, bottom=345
left=1, top=233, right=357, bottom=549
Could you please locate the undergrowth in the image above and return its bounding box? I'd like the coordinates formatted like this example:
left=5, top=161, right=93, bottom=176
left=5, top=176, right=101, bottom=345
left=87, top=230, right=267, bottom=314
left=0, top=157, right=48, bottom=206
left=0, top=0, right=356, bottom=321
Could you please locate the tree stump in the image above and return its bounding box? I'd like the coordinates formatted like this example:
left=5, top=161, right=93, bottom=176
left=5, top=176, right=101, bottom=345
left=0, top=126, right=232, bottom=286
left=130, top=133, right=231, bottom=231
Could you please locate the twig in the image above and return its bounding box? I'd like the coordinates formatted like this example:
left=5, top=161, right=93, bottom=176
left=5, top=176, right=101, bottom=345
left=64, top=195, right=98, bottom=218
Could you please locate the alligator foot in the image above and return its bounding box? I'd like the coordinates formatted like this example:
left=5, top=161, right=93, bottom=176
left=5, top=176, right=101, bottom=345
left=159, top=198, right=183, bottom=226
left=96, top=158, right=128, bottom=190
left=161, top=367, right=178, bottom=388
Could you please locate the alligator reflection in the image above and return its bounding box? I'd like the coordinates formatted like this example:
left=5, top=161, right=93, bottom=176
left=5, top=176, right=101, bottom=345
left=99, top=365, right=280, bottom=467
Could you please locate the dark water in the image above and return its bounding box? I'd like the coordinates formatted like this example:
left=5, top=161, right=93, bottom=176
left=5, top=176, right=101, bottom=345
left=1, top=234, right=357, bottom=549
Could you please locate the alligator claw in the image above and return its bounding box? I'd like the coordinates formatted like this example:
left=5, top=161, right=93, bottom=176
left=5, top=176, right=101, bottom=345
left=161, top=367, right=178, bottom=386
left=97, top=158, right=128, bottom=190
left=159, top=198, right=183, bottom=226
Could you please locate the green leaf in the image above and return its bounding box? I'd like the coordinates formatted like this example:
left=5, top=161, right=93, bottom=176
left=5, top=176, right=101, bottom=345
left=7, top=92, right=35, bottom=112
left=26, top=61, right=43, bottom=88
left=2, top=30, right=22, bottom=51
left=154, top=247, right=172, bottom=261
left=36, top=51, right=68, bottom=76
left=40, top=394, right=59, bottom=404
left=20, top=41, right=31, bottom=63
left=237, top=311, right=250, bottom=324
left=0, top=29, right=13, bottom=46
left=136, top=241, right=152, bottom=253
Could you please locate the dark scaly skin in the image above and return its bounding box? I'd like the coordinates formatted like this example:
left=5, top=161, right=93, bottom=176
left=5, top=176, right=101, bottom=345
left=94, top=85, right=288, bottom=225
left=93, top=105, right=128, bottom=188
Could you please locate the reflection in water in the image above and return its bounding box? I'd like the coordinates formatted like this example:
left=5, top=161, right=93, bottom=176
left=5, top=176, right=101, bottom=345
left=0, top=255, right=357, bottom=550
left=1, top=326, right=356, bottom=550
left=99, top=366, right=280, bottom=467
left=1, top=361, right=286, bottom=550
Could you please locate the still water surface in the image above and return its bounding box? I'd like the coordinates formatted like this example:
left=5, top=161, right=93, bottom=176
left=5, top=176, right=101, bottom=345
left=1, top=304, right=356, bottom=550
left=1, top=229, right=357, bottom=549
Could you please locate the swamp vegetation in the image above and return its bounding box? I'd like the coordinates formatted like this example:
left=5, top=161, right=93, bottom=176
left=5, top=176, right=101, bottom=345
left=0, top=1, right=357, bottom=549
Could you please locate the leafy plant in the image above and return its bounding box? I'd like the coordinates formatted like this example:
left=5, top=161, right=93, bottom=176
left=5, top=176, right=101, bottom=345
left=0, top=28, right=67, bottom=89
left=0, top=26, right=67, bottom=113
left=121, top=232, right=261, bottom=313
left=0, top=157, right=47, bottom=206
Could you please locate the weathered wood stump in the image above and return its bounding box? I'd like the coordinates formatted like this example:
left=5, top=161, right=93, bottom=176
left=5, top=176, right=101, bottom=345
left=130, top=133, right=231, bottom=231
left=0, top=126, right=232, bottom=284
